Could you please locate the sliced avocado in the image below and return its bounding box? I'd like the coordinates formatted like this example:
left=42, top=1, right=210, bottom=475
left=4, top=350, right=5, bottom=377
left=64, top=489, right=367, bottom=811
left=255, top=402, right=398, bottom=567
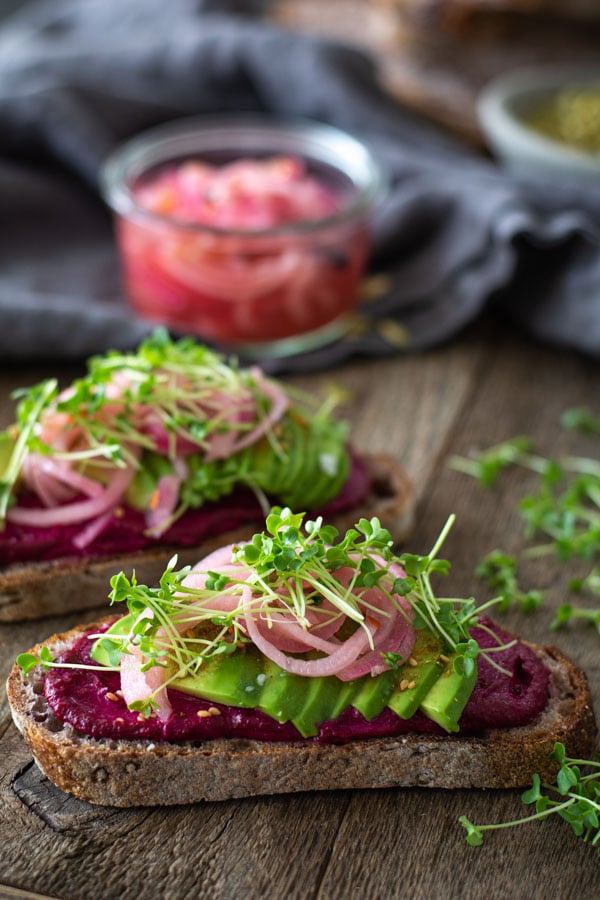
left=124, top=466, right=157, bottom=511
left=387, top=629, right=446, bottom=720
left=174, top=646, right=264, bottom=708
left=124, top=452, right=174, bottom=510
left=291, top=673, right=343, bottom=738
left=328, top=677, right=363, bottom=721
left=270, top=416, right=319, bottom=510
left=257, top=657, right=307, bottom=724
left=419, top=655, right=478, bottom=733
left=299, top=426, right=349, bottom=510
left=91, top=613, right=137, bottom=667
left=351, top=669, right=398, bottom=721
left=276, top=418, right=309, bottom=498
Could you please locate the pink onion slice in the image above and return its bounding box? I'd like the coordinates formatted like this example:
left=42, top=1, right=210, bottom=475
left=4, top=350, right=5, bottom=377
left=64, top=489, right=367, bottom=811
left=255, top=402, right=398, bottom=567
left=144, top=474, right=181, bottom=535
left=120, top=642, right=172, bottom=723
left=72, top=509, right=116, bottom=550
left=21, top=456, right=75, bottom=508
left=7, top=461, right=136, bottom=527
left=203, top=369, right=289, bottom=463
left=243, top=596, right=371, bottom=678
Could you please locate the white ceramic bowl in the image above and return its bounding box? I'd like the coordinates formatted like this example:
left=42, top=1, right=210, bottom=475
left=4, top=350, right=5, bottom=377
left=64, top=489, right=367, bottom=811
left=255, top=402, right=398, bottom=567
left=477, top=67, right=600, bottom=180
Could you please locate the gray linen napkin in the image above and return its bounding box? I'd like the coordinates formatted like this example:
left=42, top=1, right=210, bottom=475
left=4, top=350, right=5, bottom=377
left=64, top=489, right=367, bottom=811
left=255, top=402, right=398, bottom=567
left=1, top=0, right=599, bottom=370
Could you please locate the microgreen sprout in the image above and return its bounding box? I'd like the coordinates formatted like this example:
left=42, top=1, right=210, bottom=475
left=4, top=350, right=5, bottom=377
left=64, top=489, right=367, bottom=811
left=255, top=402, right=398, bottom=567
left=460, top=742, right=600, bottom=854
left=561, top=407, right=600, bottom=435
left=450, top=409, right=600, bottom=637
left=476, top=550, right=543, bottom=614
left=0, top=378, right=58, bottom=522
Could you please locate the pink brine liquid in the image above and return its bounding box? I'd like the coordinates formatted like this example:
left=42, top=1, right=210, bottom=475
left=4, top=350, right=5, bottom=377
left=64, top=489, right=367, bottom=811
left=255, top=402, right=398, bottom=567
left=118, top=156, right=369, bottom=347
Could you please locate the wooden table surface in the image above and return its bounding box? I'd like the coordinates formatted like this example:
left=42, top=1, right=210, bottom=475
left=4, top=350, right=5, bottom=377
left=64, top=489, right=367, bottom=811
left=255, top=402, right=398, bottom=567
left=0, top=321, right=599, bottom=899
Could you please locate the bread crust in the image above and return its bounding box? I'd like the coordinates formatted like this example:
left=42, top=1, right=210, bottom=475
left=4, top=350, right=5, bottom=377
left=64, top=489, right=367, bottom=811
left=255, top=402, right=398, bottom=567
left=7, top=621, right=597, bottom=806
left=0, top=452, right=414, bottom=622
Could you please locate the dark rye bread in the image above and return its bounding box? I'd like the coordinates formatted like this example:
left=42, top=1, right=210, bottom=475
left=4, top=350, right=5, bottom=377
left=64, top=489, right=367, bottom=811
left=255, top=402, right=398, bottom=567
left=7, top=622, right=597, bottom=806
left=0, top=452, right=413, bottom=623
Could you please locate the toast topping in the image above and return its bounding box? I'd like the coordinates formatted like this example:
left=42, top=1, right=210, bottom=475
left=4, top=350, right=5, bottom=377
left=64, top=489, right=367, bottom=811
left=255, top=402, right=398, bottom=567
left=39, top=615, right=550, bottom=744
left=18, top=511, right=551, bottom=741
left=0, top=331, right=351, bottom=555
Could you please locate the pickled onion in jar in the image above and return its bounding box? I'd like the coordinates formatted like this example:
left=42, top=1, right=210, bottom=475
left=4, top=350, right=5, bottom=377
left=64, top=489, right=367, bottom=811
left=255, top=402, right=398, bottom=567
left=116, top=155, right=370, bottom=348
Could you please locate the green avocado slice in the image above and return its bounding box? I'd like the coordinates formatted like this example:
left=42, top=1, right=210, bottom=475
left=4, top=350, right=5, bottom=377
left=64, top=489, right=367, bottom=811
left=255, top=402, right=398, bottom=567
left=256, top=657, right=307, bottom=724
left=386, top=629, right=446, bottom=720
left=352, top=669, right=398, bottom=721
left=419, top=656, right=478, bottom=733
left=175, top=648, right=264, bottom=708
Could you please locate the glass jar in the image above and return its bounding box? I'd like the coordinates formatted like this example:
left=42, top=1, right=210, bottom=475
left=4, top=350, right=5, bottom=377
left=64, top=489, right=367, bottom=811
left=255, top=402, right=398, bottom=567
left=101, top=117, right=384, bottom=358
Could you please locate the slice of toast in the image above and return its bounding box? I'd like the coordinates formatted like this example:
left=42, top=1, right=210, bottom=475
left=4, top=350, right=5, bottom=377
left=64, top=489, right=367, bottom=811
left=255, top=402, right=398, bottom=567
left=7, top=620, right=596, bottom=806
left=0, top=452, right=413, bottom=622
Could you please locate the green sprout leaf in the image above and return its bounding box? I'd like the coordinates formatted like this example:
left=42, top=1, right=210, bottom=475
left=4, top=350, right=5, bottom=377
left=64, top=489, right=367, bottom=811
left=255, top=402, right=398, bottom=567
left=452, top=408, right=600, bottom=641
left=16, top=652, right=42, bottom=675
left=460, top=743, right=600, bottom=854
left=459, top=816, right=484, bottom=846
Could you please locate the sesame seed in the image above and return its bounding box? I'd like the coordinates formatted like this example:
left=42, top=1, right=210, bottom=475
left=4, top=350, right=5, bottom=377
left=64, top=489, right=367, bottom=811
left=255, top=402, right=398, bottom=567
left=440, top=654, right=450, bottom=664
left=137, top=714, right=146, bottom=723
left=116, top=690, right=124, bottom=698
left=197, top=709, right=212, bottom=718
left=106, top=691, right=120, bottom=702
left=115, top=717, right=124, bottom=724
left=400, top=679, right=410, bottom=692
left=408, top=681, right=417, bottom=690
left=208, top=707, right=221, bottom=717
left=408, top=657, right=418, bottom=667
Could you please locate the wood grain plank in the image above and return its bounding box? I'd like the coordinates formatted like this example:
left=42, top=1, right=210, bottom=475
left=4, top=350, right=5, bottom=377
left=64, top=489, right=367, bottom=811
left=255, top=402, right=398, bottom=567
left=317, top=787, right=600, bottom=900
left=1, top=328, right=599, bottom=897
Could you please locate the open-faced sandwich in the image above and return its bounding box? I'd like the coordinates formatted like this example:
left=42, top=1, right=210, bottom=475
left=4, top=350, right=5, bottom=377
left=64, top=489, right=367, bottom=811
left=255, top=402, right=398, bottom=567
left=0, top=331, right=412, bottom=621
left=7, top=509, right=596, bottom=806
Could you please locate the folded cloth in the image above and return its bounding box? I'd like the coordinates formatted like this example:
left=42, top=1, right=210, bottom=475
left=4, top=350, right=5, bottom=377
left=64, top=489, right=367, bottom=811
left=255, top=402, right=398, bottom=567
left=1, top=0, right=599, bottom=369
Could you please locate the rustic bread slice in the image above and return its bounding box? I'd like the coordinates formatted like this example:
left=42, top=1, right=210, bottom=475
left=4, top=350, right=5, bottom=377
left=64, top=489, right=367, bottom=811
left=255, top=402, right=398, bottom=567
left=7, top=621, right=596, bottom=806
left=0, top=452, right=413, bottom=623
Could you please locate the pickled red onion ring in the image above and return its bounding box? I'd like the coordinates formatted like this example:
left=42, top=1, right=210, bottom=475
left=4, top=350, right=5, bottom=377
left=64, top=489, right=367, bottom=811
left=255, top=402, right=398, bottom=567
left=249, top=608, right=342, bottom=655
left=7, top=462, right=136, bottom=528
left=145, top=474, right=181, bottom=535
left=189, top=542, right=245, bottom=574
left=23, top=456, right=105, bottom=500
left=243, top=596, right=371, bottom=678
left=204, top=368, right=288, bottom=462
left=21, top=456, right=74, bottom=508
left=333, top=557, right=415, bottom=681
left=120, top=611, right=173, bottom=723
left=72, top=509, right=116, bottom=550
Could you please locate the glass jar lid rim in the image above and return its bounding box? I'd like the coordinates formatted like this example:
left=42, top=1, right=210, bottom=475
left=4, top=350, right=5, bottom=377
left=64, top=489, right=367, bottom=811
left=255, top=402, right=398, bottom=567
left=100, top=115, right=386, bottom=237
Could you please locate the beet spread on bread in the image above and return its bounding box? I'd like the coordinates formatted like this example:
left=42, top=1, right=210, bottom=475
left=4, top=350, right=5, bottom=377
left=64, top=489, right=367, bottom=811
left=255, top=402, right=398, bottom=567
left=0, top=331, right=413, bottom=621
left=8, top=510, right=596, bottom=805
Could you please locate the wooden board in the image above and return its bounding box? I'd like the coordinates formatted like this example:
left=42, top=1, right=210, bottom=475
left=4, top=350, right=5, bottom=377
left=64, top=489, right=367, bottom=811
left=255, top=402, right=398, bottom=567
left=1, top=322, right=600, bottom=897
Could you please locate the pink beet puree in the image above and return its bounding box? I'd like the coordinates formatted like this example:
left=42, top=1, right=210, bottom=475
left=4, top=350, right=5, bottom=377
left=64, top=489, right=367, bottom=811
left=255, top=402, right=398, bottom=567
left=119, top=156, right=368, bottom=344
left=0, top=453, right=371, bottom=566
left=43, top=618, right=550, bottom=745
